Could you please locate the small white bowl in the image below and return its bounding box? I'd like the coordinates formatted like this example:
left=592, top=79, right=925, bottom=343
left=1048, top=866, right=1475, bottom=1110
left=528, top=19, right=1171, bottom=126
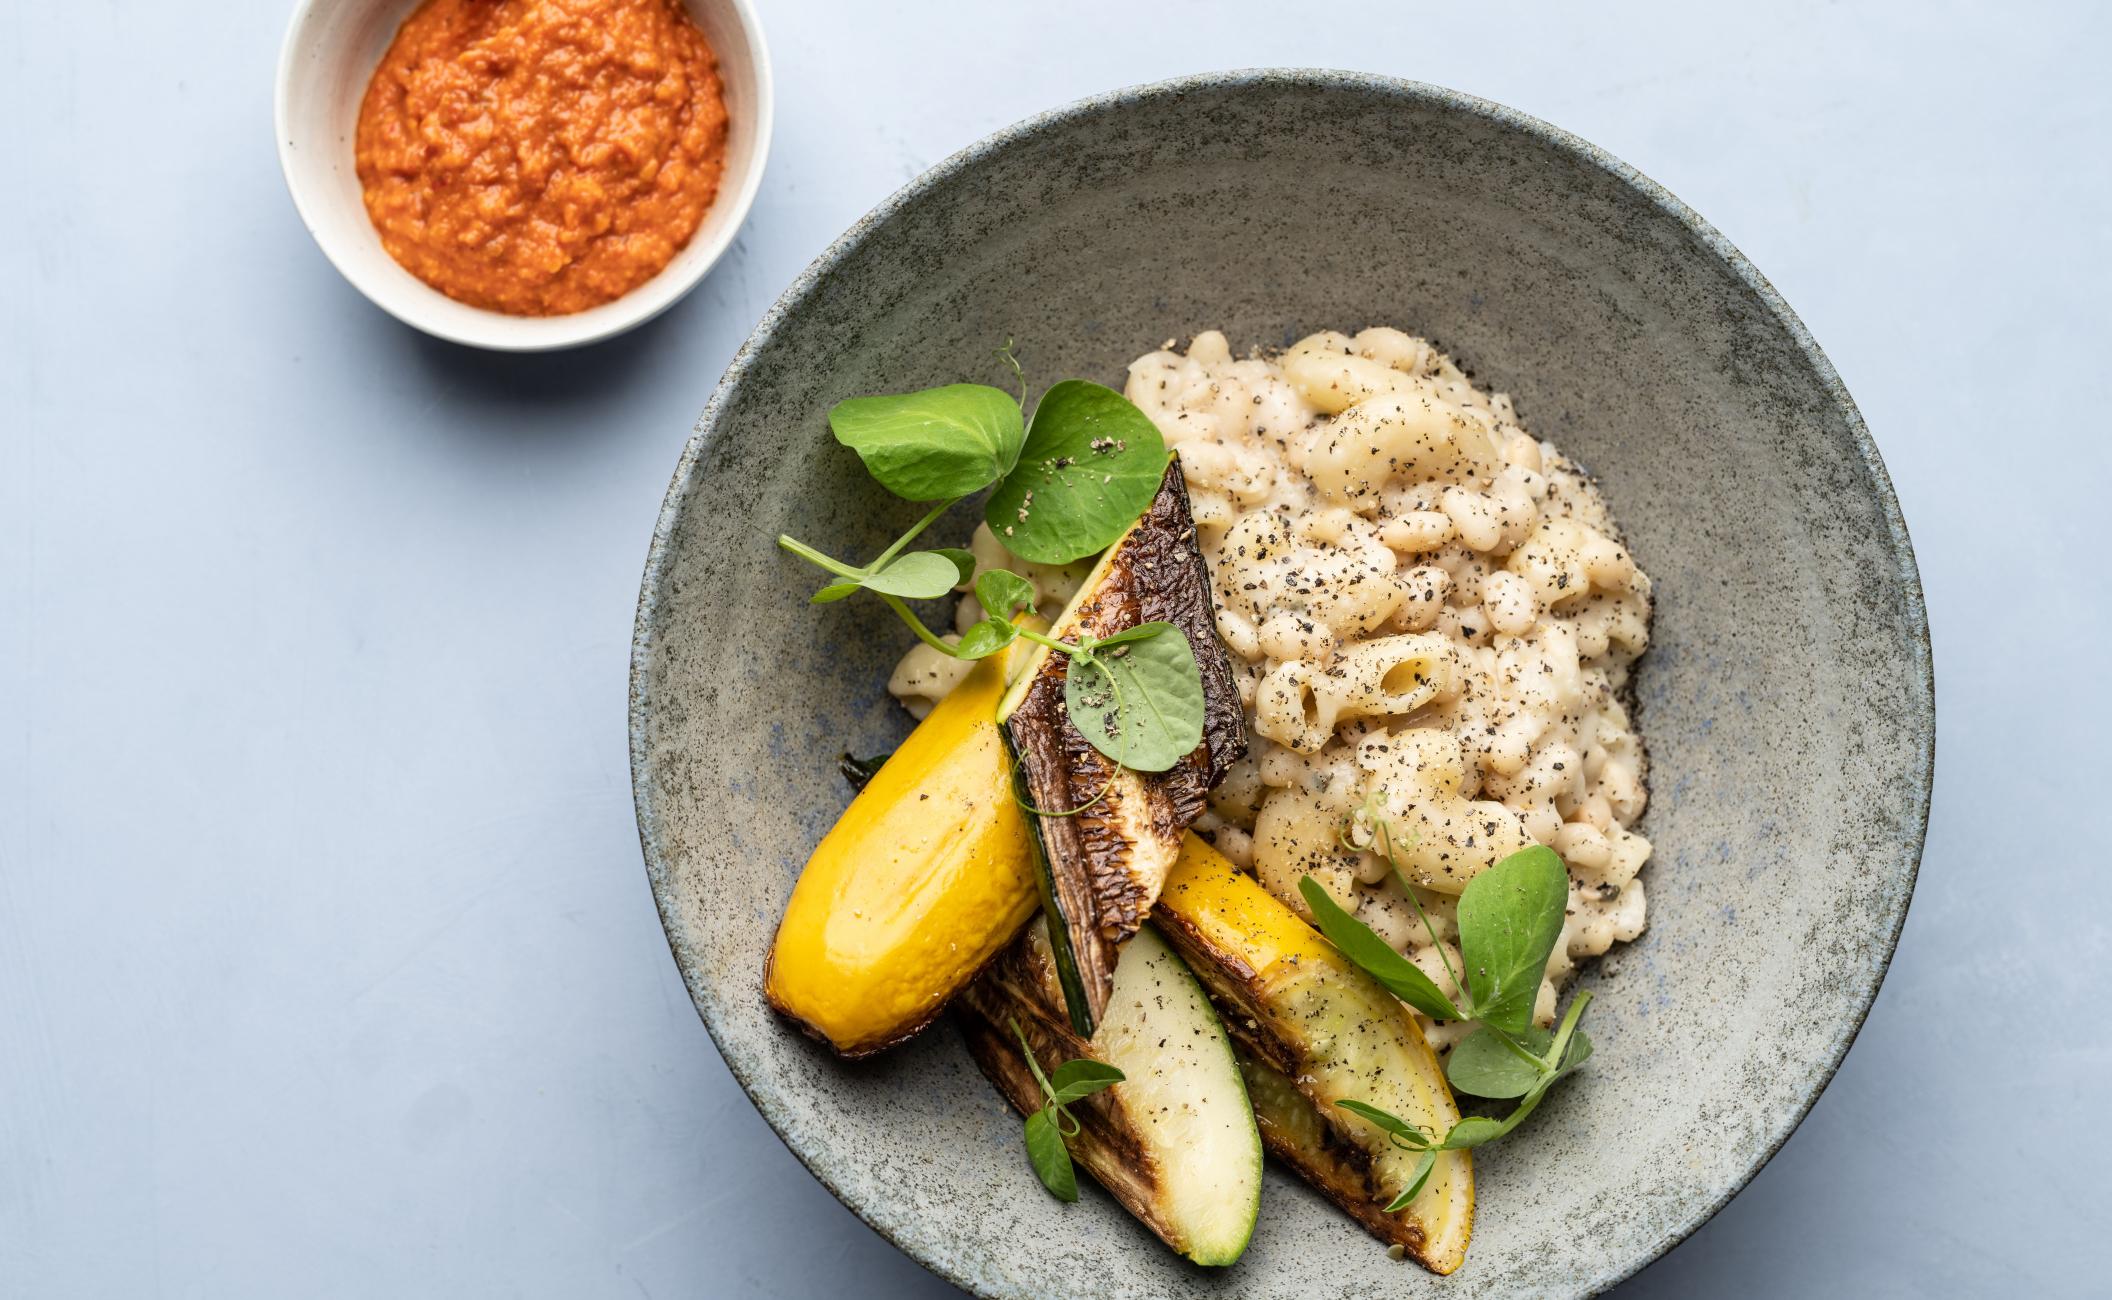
left=275, top=0, right=772, bottom=352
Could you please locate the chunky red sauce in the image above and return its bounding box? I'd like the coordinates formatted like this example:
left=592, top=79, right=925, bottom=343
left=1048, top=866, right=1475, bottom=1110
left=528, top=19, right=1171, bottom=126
left=355, top=0, right=729, bottom=317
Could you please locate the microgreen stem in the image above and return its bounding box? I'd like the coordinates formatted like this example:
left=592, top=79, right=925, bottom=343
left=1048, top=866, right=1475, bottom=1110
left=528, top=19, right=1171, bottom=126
left=1004, top=741, right=1118, bottom=818
left=1014, top=625, right=1082, bottom=655
left=1491, top=1027, right=1552, bottom=1074
left=1370, top=809, right=1469, bottom=1004
left=876, top=593, right=960, bottom=655
left=995, top=338, right=1026, bottom=407
left=1544, top=988, right=1593, bottom=1071
left=869, top=498, right=957, bottom=572
left=776, top=534, right=864, bottom=580
left=1000, top=641, right=1135, bottom=819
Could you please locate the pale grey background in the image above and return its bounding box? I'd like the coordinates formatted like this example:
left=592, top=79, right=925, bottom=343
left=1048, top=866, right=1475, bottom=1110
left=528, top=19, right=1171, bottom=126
left=3, top=1, right=2106, bottom=1296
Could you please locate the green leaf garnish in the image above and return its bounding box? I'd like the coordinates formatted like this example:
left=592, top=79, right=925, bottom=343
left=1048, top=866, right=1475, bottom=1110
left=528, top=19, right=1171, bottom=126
left=1443, top=990, right=1596, bottom=1151
left=1385, top=1149, right=1440, bottom=1213
left=1062, top=624, right=1203, bottom=773
left=985, top=380, right=1167, bottom=564
left=1089, top=622, right=1172, bottom=650
left=1322, top=812, right=1604, bottom=1215
left=1009, top=1017, right=1124, bottom=1203
left=859, top=550, right=972, bottom=600
left=934, top=547, right=978, bottom=588
left=1440, top=1115, right=1509, bottom=1151
left=829, top=383, right=1025, bottom=501
left=1023, top=1108, right=1077, bottom=1201
left=1441, top=1031, right=1593, bottom=1150
left=1047, top=1057, right=1126, bottom=1106
left=953, top=618, right=1018, bottom=660
left=1327, top=1099, right=1440, bottom=1211
left=1455, top=845, right=1569, bottom=1036
left=1444, top=1026, right=1552, bottom=1099
left=784, top=355, right=1206, bottom=788
left=1340, top=995, right=1594, bottom=1179
left=974, top=568, right=1037, bottom=622
left=1297, top=876, right=1464, bottom=1022
left=1335, top=1099, right=1433, bottom=1150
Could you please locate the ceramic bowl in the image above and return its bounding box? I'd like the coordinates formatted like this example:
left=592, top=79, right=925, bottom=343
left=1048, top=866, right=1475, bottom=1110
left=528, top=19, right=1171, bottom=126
left=630, top=72, right=1932, bottom=1297
left=274, top=0, right=772, bottom=351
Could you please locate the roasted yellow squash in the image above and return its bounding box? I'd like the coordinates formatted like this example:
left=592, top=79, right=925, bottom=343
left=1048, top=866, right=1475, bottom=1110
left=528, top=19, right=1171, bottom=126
left=764, top=644, right=1038, bottom=1057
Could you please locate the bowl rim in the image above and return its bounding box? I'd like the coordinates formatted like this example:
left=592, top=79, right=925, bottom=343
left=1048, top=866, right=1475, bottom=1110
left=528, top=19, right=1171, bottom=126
left=629, top=68, right=1934, bottom=1296
left=272, top=0, right=775, bottom=353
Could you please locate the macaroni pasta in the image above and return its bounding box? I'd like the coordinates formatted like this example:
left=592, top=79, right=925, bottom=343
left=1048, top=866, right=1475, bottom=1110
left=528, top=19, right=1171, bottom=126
left=891, top=327, right=1654, bottom=1049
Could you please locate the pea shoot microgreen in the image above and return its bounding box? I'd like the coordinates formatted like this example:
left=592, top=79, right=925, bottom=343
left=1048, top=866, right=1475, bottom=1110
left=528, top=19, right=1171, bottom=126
left=1306, top=803, right=1600, bottom=1209
left=982, top=379, right=1168, bottom=564
left=779, top=353, right=1205, bottom=773
left=1060, top=623, right=1205, bottom=772
left=1334, top=1099, right=1443, bottom=1211
left=1010, top=1017, right=1124, bottom=1201
left=827, top=383, right=1027, bottom=503
left=1002, top=622, right=1206, bottom=818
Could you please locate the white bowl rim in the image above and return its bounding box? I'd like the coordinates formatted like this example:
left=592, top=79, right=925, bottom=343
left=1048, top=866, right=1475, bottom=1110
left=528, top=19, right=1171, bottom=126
left=629, top=68, right=1935, bottom=1296
left=272, top=0, right=775, bottom=352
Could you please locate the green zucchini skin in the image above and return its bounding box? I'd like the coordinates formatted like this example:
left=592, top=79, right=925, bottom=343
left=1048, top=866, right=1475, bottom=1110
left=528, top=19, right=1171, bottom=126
left=1000, top=722, right=1094, bottom=1037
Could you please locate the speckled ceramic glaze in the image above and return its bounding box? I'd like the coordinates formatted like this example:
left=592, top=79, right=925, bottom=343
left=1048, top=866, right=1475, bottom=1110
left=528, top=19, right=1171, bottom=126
left=630, top=72, right=1932, bottom=1297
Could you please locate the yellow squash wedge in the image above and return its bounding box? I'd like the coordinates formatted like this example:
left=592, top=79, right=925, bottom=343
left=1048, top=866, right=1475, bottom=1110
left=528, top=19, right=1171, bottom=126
left=764, top=644, right=1038, bottom=1057
left=1154, top=836, right=1475, bottom=1274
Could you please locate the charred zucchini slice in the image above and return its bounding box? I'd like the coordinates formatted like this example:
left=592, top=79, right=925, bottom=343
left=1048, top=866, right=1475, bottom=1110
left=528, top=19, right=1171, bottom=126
left=1154, top=835, right=1475, bottom=1274
left=957, top=923, right=1261, bottom=1265
left=996, top=462, right=1245, bottom=1034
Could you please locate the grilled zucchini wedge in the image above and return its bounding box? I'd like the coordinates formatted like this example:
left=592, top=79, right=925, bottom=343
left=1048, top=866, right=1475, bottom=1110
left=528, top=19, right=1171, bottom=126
left=1154, top=835, right=1474, bottom=1274
left=996, top=462, right=1245, bottom=1034
left=958, top=922, right=1262, bottom=1265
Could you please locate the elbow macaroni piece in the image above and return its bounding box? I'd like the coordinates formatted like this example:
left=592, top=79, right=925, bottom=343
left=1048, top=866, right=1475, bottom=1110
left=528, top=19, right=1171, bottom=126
left=1305, top=391, right=1502, bottom=505
left=1352, top=729, right=1537, bottom=893
left=886, top=640, right=974, bottom=720
left=1252, top=634, right=1453, bottom=754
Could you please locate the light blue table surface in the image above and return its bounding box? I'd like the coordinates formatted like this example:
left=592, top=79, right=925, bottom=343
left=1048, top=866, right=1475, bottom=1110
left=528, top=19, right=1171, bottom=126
left=6, top=1, right=2108, bottom=1295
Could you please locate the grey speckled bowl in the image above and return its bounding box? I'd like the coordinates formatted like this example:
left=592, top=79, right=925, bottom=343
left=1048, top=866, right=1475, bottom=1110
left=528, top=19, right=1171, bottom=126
left=630, top=72, right=1932, bottom=1297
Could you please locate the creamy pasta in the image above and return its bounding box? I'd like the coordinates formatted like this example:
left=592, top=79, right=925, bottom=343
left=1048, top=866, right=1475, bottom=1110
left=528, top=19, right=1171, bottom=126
left=891, top=327, right=1653, bottom=1049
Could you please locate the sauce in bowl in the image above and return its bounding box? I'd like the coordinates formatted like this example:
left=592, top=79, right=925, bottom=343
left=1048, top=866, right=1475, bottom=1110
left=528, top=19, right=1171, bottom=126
left=354, top=0, right=729, bottom=317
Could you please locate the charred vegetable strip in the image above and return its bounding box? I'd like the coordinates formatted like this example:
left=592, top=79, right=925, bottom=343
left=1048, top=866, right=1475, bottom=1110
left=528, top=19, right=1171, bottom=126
left=997, top=463, right=1245, bottom=1033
